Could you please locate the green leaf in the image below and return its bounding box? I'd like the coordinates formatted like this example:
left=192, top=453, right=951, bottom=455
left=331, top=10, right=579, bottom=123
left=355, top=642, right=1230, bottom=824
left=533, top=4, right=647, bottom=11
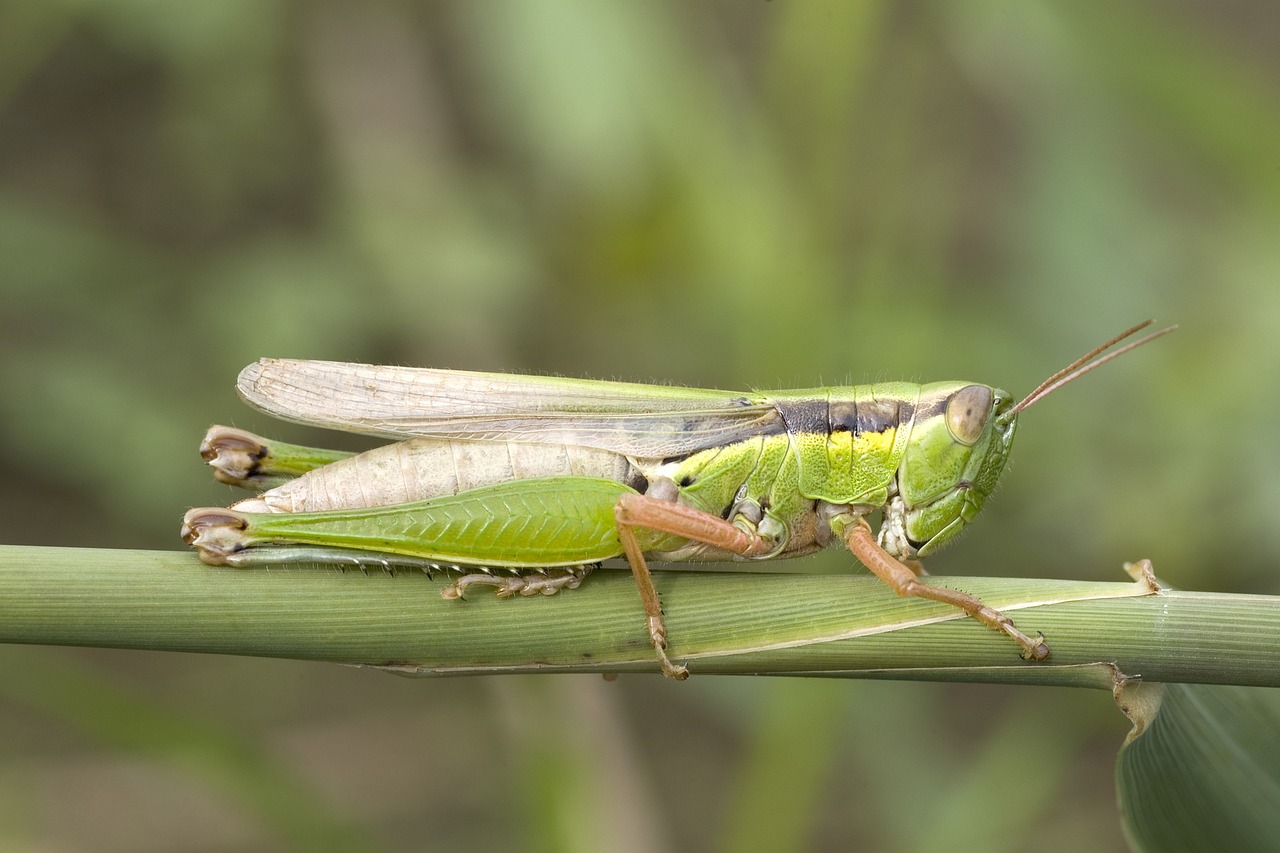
left=1116, top=683, right=1280, bottom=852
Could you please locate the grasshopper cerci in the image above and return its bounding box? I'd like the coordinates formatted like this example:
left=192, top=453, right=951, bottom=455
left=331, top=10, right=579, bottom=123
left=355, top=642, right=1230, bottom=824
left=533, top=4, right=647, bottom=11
left=183, top=321, right=1174, bottom=679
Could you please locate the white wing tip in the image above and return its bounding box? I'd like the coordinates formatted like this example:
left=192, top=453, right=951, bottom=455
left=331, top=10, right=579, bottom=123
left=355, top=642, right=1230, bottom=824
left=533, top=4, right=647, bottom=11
left=235, top=359, right=270, bottom=404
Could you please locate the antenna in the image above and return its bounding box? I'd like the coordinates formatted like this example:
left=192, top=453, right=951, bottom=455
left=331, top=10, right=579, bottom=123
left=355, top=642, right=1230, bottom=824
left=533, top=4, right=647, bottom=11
left=1007, top=320, right=1177, bottom=416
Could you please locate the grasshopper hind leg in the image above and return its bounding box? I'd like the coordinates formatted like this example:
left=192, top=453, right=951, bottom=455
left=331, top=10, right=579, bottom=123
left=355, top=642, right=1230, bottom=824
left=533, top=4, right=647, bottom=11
left=182, top=506, right=599, bottom=592
left=441, top=565, right=595, bottom=600
left=182, top=507, right=450, bottom=576
left=200, top=426, right=355, bottom=491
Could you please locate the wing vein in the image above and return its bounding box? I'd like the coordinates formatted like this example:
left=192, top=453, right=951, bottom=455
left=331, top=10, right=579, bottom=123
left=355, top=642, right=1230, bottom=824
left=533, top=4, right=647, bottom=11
left=237, top=359, right=783, bottom=458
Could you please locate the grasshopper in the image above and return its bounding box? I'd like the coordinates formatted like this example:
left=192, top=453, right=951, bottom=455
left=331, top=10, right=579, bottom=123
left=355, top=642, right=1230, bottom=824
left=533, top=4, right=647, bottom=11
left=183, top=321, right=1173, bottom=678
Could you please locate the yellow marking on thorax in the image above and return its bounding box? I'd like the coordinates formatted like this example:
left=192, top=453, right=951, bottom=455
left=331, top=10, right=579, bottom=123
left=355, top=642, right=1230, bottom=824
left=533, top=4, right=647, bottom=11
left=796, top=426, right=901, bottom=504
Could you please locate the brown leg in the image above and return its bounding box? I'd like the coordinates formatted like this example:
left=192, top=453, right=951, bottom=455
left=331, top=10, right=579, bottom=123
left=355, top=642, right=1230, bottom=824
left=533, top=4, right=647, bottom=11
left=843, top=519, right=1049, bottom=661
left=614, top=494, right=772, bottom=679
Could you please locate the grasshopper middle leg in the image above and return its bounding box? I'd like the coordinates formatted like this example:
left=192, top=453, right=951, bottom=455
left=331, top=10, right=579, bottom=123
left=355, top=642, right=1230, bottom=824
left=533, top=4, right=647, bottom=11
left=614, top=494, right=773, bottom=680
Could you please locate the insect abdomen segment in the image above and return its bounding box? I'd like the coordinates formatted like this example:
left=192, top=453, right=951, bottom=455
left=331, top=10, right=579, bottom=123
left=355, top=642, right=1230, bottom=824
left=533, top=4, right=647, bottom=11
left=234, top=437, right=640, bottom=514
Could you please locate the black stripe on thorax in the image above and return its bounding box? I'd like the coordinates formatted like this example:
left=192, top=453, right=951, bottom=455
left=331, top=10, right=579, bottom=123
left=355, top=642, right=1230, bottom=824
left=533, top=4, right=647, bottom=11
left=831, top=396, right=904, bottom=435
left=775, top=396, right=905, bottom=437
left=774, top=398, right=829, bottom=435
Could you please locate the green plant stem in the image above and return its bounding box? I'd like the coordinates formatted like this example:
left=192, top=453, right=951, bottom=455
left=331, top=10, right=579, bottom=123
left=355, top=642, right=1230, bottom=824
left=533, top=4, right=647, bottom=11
left=1, top=544, right=1275, bottom=688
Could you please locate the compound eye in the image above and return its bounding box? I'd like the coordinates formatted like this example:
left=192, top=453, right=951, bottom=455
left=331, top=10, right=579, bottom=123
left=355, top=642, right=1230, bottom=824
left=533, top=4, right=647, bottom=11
left=945, top=384, right=992, bottom=445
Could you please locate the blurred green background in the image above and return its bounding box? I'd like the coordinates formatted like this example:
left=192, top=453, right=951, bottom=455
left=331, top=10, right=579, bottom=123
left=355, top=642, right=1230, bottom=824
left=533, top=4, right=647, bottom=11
left=1, top=1, right=1277, bottom=850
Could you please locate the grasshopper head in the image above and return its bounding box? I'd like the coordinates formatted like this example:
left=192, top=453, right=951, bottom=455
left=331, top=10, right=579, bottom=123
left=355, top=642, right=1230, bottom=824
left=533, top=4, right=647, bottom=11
left=892, top=382, right=1017, bottom=558
left=888, top=320, right=1176, bottom=559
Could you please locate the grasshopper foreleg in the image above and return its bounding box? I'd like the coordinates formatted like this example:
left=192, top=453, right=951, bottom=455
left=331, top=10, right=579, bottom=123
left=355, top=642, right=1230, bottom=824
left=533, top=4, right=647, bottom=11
left=842, top=518, right=1049, bottom=660
left=614, top=494, right=773, bottom=680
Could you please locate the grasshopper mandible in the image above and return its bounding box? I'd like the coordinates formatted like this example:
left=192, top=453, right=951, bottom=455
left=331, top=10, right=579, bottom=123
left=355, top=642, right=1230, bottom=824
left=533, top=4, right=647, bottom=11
left=183, top=321, right=1174, bottom=678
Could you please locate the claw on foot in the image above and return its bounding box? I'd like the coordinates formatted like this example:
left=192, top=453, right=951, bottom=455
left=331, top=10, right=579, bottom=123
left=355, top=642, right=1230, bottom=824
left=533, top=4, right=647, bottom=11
left=647, top=615, right=689, bottom=679
left=984, top=606, right=1050, bottom=661
left=1018, top=632, right=1050, bottom=662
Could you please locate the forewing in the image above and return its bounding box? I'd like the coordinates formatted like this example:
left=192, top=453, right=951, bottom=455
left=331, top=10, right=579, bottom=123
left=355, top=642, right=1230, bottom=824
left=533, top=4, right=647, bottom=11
left=237, top=359, right=783, bottom=458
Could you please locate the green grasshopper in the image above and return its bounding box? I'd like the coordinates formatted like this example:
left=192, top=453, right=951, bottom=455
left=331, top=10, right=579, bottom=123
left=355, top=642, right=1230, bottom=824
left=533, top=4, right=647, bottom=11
left=183, top=321, right=1173, bottom=678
